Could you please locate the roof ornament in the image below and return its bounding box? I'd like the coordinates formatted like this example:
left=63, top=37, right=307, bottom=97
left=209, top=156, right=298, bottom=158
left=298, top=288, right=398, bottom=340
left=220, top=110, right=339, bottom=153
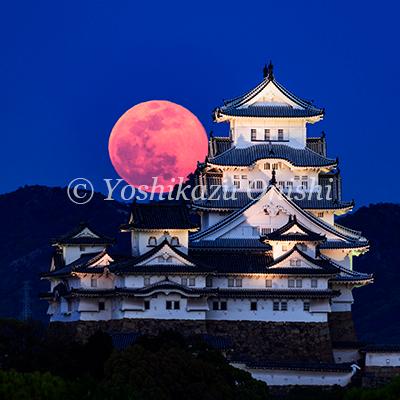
left=263, top=61, right=274, bottom=80
left=269, top=169, right=277, bottom=186
left=267, top=141, right=275, bottom=155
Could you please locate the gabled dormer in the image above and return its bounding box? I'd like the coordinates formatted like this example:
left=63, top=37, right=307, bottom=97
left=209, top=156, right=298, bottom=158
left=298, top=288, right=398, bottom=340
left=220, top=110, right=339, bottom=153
left=213, top=63, right=324, bottom=149
left=121, top=202, right=199, bottom=256
left=52, top=223, right=114, bottom=266
left=261, top=215, right=326, bottom=259
left=267, top=245, right=338, bottom=276
left=134, top=239, right=196, bottom=267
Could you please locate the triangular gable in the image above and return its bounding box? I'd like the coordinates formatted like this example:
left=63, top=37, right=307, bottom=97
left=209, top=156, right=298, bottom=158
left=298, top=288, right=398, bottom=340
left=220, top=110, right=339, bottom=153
left=135, top=241, right=195, bottom=267
left=89, top=253, right=114, bottom=267
left=269, top=247, right=323, bottom=270
left=244, top=80, right=302, bottom=109
left=191, top=185, right=361, bottom=243
left=74, top=227, right=100, bottom=239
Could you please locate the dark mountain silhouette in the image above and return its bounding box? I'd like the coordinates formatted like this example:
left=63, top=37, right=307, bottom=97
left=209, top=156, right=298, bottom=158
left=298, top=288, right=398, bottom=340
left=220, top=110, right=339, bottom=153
left=0, top=185, right=130, bottom=321
left=0, top=186, right=397, bottom=343
left=339, top=204, right=400, bottom=344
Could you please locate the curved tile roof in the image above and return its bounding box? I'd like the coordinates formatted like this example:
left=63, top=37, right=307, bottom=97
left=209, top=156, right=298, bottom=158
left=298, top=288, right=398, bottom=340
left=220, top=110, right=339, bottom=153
left=218, top=105, right=322, bottom=118
left=209, top=144, right=336, bottom=167
left=216, top=70, right=324, bottom=119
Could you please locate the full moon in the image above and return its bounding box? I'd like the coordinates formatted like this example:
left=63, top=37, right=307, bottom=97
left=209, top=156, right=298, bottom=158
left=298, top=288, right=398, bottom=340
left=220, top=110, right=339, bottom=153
left=108, top=100, right=208, bottom=192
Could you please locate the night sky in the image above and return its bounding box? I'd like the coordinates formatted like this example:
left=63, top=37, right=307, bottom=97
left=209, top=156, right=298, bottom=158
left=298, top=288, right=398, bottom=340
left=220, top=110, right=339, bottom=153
left=1, top=0, right=399, bottom=206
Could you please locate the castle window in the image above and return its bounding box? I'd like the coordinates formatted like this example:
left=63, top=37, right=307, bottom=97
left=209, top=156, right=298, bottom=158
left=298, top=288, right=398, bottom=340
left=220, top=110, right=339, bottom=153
left=98, top=301, right=105, bottom=311
left=265, top=279, right=272, bottom=288
left=250, top=301, right=258, bottom=311
left=288, top=279, right=295, bottom=288
left=171, top=236, right=180, bottom=246
left=261, top=227, right=271, bottom=235
left=303, top=301, right=310, bottom=311
left=144, top=277, right=151, bottom=286
left=311, top=279, right=318, bottom=288
left=273, top=301, right=280, bottom=311
left=296, top=260, right=302, bottom=266
left=251, top=129, right=257, bottom=140
left=272, top=163, right=279, bottom=170
left=263, top=162, right=271, bottom=170
left=90, top=278, right=97, bottom=288
left=235, top=278, right=242, bottom=287
left=290, top=260, right=296, bottom=267
left=241, top=175, right=247, bottom=180
left=228, top=278, right=235, bottom=287
left=148, top=236, right=157, bottom=246
left=206, top=277, right=213, bottom=287
left=213, top=300, right=227, bottom=311
left=181, top=277, right=187, bottom=285
left=286, top=181, right=293, bottom=189
left=144, top=300, right=150, bottom=310
left=79, top=245, right=86, bottom=252
left=317, top=212, right=324, bottom=218
left=296, top=279, right=302, bottom=288
left=280, top=301, right=288, bottom=311
left=282, top=245, right=288, bottom=251
left=189, top=277, right=196, bottom=286
left=278, top=181, right=285, bottom=189
left=256, top=180, right=264, bottom=189
left=278, top=129, right=284, bottom=141
left=264, top=129, right=270, bottom=141
left=233, top=179, right=240, bottom=189
left=166, top=300, right=179, bottom=310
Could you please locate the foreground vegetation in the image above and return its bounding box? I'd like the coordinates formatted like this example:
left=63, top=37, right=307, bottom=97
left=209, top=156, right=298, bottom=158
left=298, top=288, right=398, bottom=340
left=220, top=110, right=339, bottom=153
left=0, top=319, right=399, bottom=400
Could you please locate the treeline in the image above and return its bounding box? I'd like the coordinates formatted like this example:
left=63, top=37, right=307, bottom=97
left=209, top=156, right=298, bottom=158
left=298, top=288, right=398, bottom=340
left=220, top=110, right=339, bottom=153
left=0, top=319, right=267, bottom=400
left=0, top=319, right=399, bottom=400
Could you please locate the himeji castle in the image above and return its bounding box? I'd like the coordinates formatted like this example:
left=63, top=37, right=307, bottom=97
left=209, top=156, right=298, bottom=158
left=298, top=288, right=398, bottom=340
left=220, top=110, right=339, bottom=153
left=41, top=63, right=381, bottom=386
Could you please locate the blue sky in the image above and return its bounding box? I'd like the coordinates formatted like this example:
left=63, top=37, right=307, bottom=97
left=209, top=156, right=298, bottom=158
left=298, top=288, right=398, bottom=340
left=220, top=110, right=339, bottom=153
left=1, top=0, right=399, bottom=205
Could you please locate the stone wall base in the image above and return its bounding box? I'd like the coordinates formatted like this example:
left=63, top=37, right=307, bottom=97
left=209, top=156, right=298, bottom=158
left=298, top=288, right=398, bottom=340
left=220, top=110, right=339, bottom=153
left=362, top=367, right=400, bottom=387
left=49, top=318, right=333, bottom=362
left=328, top=312, right=357, bottom=342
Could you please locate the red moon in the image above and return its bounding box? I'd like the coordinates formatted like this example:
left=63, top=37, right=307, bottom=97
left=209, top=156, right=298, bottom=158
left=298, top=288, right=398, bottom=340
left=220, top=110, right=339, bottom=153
left=108, top=100, right=208, bottom=192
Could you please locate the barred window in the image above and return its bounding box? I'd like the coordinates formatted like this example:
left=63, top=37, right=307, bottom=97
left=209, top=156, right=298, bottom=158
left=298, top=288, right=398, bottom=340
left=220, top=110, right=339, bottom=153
left=311, top=279, right=318, bottom=288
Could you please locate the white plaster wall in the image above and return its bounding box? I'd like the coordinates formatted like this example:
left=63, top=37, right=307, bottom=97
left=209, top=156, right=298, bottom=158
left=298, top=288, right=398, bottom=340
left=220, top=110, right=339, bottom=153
left=134, top=230, right=189, bottom=255
left=206, top=298, right=327, bottom=322
left=365, top=352, right=400, bottom=367
left=124, top=275, right=206, bottom=288
left=232, top=363, right=355, bottom=387
left=120, top=294, right=207, bottom=320
left=63, top=245, right=106, bottom=265
left=210, top=275, right=328, bottom=290
left=331, top=284, right=354, bottom=312
left=333, top=349, right=360, bottom=364
left=230, top=118, right=307, bottom=149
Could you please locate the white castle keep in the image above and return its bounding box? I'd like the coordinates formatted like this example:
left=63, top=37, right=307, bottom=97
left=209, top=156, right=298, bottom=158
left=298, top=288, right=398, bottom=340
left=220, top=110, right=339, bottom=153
left=42, top=63, right=385, bottom=387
